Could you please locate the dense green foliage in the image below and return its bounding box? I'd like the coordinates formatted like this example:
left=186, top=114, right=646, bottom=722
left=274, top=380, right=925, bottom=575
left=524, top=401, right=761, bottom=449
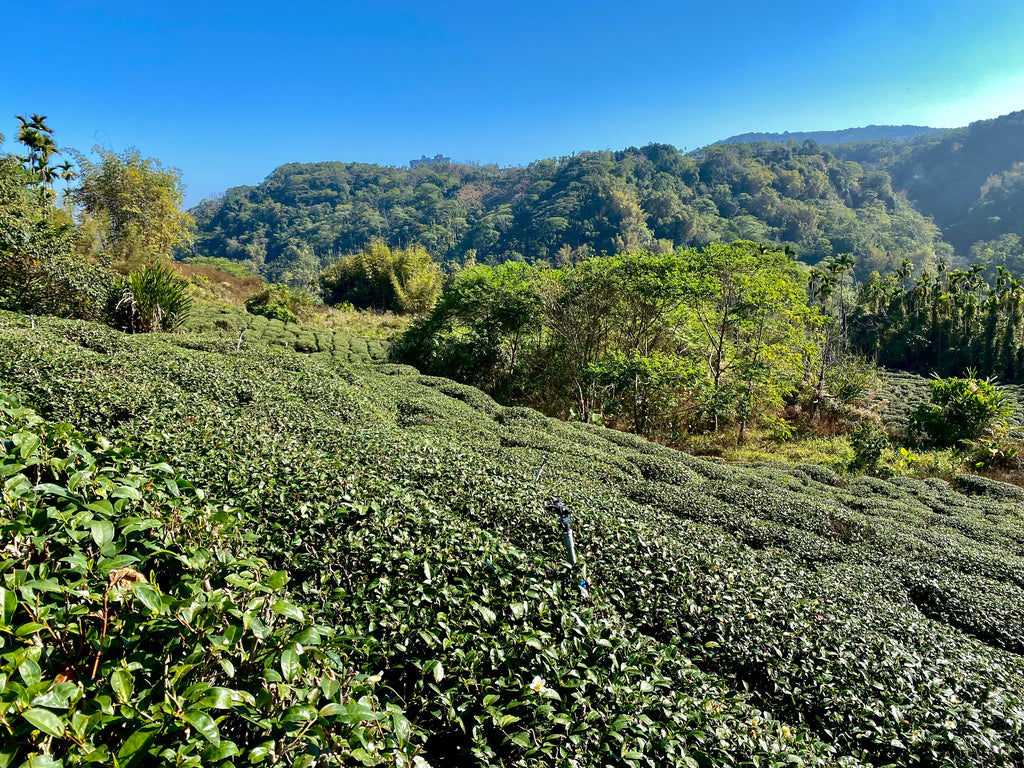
left=11, top=106, right=1024, bottom=766
left=5, top=313, right=1024, bottom=765
left=189, top=109, right=1024, bottom=355
left=832, top=110, right=1024, bottom=261
left=320, top=240, right=443, bottom=314
left=0, top=392, right=420, bottom=766
left=72, top=147, right=193, bottom=269
left=115, top=263, right=193, bottom=333
left=191, top=141, right=946, bottom=285
left=395, top=243, right=819, bottom=441
left=910, top=375, right=1012, bottom=448
left=0, top=114, right=195, bottom=333
left=849, top=261, right=1024, bottom=380
left=865, top=370, right=1023, bottom=438
left=0, top=124, right=116, bottom=321
left=245, top=284, right=312, bottom=325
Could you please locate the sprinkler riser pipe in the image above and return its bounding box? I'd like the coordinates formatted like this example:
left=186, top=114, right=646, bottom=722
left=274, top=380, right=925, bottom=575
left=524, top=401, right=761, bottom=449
left=564, top=530, right=577, bottom=566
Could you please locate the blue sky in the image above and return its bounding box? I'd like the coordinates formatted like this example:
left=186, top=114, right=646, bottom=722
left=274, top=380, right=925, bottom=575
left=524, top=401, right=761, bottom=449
left=3, top=0, right=1024, bottom=207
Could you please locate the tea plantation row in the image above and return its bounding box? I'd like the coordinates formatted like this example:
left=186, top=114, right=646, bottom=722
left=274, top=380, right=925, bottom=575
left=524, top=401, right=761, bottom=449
left=185, top=305, right=388, bottom=364
left=0, top=393, right=420, bottom=766
left=2, top=311, right=1024, bottom=766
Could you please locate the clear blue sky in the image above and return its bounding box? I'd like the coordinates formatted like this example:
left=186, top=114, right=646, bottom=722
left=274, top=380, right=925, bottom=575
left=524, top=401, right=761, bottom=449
left=3, top=0, right=1024, bottom=207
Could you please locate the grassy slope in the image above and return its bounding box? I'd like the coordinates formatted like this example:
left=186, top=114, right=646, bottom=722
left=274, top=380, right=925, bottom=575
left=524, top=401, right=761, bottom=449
left=3, top=313, right=1024, bottom=766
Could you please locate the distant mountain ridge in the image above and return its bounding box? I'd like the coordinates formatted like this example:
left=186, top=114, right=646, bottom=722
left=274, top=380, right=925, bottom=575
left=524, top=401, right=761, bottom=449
left=191, top=109, right=1024, bottom=285
left=192, top=141, right=945, bottom=285
left=716, top=124, right=939, bottom=146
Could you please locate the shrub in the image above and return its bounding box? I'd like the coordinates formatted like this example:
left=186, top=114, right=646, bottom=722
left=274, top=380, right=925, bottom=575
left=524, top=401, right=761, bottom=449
left=910, top=373, right=1011, bottom=447
left=763, top=415, right=797, bottom=442
left=824, top=354, right=879, bottom=405
left=963, top=426, right=1023, bottom=471
left=116, top=263, right=193, bottom=332
left=849, top=421, right=890, bottom=471
left=245, top=283, right=312, bottom=324
left=321, top=240, right=442, bottom=314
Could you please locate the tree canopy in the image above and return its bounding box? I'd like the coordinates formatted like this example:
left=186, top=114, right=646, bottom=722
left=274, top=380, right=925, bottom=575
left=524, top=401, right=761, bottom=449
left=73, top=147, right=193, bottom=268
left=191, top=142, right=949, bottom=285
left=394, top=242, right=820, bottom=441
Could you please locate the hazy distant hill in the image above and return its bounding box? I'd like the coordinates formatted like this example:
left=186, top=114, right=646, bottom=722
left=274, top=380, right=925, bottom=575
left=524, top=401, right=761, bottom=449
left=716, top=125, right=938, bottom=146
left=829, top=110, right=1024, bottom=265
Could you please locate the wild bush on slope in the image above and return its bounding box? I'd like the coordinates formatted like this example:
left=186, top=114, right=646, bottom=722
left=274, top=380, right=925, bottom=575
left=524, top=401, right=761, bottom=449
left=3, top=312, right=1024, bottom=765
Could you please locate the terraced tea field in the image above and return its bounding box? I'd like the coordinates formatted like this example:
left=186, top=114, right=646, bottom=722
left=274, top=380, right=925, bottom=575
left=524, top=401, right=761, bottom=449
left=185, top=303, right=389, bottom=364
left=3, top=311, right=1024, bottom=767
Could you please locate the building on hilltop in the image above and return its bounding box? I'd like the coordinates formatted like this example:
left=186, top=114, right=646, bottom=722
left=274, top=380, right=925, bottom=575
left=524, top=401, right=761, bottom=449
left=410, top=154, right=452, bottom=169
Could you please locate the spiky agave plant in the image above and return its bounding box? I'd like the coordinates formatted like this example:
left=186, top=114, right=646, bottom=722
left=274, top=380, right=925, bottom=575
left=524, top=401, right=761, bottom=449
left=117, top=263, right=192, bottom=332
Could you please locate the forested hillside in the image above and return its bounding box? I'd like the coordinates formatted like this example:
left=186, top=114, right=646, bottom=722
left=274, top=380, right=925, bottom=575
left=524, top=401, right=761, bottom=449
left=191, top=110, right=1024, bottom=287
left=832, top=110, right=1024, bottom=270
left=191, top=142, right=947, bottom=285
left=716, top=125, right=937, bottom=146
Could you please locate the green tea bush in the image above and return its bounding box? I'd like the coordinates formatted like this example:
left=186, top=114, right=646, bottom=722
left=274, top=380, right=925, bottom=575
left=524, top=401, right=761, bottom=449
left=182, top=304, right=390, bottom=365
left=954, top=473, right=1024, bottom=501
left=6, top=312, right=1024, bottom=766
left=0, top=393, right=420, bottom=766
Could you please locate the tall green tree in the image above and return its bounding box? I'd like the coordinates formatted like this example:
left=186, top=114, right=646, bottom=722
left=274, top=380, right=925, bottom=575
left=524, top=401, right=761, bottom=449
left=15, top=113, right=59, bottom=183
left=680, top=242, right=816, bottom=437
left=72, top=147, right=193, bottom=268
left=0, top=117, right=114, bottom=319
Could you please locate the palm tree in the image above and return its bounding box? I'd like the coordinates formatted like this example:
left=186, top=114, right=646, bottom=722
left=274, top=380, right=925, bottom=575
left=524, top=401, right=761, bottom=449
left=16, top=114, right=60, bottom=184
left=897, top=258, right=913, bottom=285
left=829, top=253, right=855, bottom=337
